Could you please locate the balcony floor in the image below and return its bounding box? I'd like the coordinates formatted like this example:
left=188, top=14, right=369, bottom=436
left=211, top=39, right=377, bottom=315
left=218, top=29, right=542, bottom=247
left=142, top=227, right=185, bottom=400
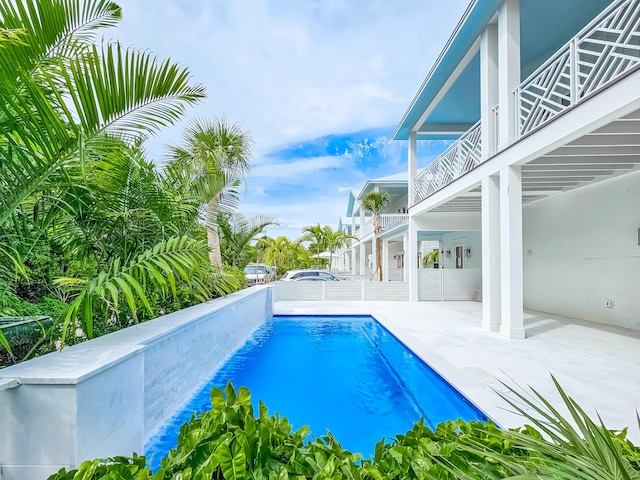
left=275, top=300, right=640, bottom=442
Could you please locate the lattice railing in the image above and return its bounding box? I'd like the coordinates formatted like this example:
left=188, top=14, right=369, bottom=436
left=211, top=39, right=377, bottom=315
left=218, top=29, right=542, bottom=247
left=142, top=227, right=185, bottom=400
left=413, top=122, right=482, bottom=204
left=517, top=0, right=640, bottom=137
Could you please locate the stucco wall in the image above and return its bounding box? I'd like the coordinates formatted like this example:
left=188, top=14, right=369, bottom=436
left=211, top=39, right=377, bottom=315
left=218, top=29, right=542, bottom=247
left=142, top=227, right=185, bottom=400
left=523, top=170, right=640, bottom=330
left=0, top=286, right=272, bottom=480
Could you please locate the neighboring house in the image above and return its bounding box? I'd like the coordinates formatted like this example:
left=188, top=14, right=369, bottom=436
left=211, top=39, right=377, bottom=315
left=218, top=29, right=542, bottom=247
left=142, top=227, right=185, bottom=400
left=334, top=172, right=411, bottom=280
left=394, top=0, right=640, bottom=337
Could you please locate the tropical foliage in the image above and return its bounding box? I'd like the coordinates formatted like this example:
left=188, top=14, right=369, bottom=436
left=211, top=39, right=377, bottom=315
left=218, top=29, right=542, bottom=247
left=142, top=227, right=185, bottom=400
left=0, top=0, right=255, bottom=359
left=166, top=117, right=254, bottom=269
left=361, top=191, right=391, bottom=281
left=218, top=212, right=279, bottom=269
left=423, top=248, right=440, bottom=267
left=258, top=236, right=314, bottom=277
left=300, top=224, right=352, bottom=271
left=49, top=378, right=640, bottom=480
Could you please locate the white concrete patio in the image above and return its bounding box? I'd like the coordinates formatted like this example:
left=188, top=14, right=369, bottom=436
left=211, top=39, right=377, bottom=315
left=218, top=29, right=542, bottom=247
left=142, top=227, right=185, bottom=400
left=275, top=300, right=640, bottom=442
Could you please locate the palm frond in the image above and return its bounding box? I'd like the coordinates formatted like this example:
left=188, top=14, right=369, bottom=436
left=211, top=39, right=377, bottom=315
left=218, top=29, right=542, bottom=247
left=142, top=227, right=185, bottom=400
left=0, top=0, right=122, bottom=69
left=54, top=236, right=211, bottom=341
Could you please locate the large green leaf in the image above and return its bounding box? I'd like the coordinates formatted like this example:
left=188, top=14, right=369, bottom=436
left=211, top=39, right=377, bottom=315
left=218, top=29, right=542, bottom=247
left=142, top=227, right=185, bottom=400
left=54, top=236, right=212, bottom=341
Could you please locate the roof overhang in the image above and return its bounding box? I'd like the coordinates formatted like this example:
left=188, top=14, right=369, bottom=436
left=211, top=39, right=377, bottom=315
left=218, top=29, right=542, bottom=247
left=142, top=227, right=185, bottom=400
left=394, top=0, right=613, bottom=141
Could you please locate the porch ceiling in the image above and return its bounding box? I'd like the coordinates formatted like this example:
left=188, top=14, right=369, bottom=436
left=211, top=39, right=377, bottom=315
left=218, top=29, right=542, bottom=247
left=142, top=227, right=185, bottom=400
left=426, top=108, right=640, bottom=213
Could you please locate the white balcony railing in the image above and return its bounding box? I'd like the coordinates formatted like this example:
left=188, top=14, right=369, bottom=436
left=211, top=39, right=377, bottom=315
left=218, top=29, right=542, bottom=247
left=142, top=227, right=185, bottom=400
left=517, top=0, right=640, bottom=137
left=413, top=121, right=482, bottom=204
left=380, top=214, right=409, bottom=231
left=354, top=214, right=409, bottom=240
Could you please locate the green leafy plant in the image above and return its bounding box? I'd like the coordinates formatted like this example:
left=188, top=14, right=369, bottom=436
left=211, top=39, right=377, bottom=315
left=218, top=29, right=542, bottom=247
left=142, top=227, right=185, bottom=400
left=48, top=379, right=640, bottom=480
left=54, top=236, right=213, bottom=341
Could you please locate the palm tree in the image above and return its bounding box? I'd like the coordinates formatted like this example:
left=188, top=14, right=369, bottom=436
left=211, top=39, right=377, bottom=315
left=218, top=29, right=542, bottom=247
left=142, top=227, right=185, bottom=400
left=260, top=236, right=312, bottom=276
left=323, top=227, right=354, bottom=272
left=361, top=191, right=390, bottom=281
left=300, top=223, right=329, bottom=266
left=166, top=117, right=253, bottom=269
left=218, top=212, right=279, bottom=269
left=0, top=0, right=207, bottom=350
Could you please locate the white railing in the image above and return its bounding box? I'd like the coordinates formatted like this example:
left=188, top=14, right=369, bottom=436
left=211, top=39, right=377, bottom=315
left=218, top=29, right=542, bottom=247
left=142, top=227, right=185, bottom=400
left=517, top=0, right=640, bottom=137
left=380, top=214, right=409, bottom=231
left=413, top=121, right=482, bottom=204
left=355, top=214, right=409, bottom=240
left=354, top=219, right=372, bottom=239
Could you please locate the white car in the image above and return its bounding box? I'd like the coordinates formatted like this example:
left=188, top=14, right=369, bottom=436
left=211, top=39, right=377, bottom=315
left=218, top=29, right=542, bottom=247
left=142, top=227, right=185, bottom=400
left=280, top=269, right=342, bottom=281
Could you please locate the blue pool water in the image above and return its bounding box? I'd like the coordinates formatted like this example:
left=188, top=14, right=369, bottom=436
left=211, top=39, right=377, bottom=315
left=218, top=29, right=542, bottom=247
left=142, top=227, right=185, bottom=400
left=145, top=315, right=487, bottom=469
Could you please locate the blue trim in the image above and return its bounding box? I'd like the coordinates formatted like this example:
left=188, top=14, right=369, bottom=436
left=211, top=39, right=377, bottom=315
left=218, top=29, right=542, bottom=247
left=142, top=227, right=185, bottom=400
left=394, top=0, right=501, bottom=140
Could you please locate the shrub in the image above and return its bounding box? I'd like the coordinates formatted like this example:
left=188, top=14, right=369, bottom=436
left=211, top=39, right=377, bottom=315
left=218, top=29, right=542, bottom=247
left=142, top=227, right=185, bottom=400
left=48, top=379, right=640, bottom=480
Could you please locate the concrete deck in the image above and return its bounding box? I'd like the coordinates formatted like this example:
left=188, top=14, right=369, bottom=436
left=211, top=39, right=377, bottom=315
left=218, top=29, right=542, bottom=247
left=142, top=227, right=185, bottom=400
left=275, top=301, right=640, bottom=442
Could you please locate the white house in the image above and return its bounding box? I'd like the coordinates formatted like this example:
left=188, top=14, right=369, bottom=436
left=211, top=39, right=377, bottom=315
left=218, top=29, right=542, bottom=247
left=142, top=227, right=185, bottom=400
left=335, top=172, right=409, bottom=280
left=395, top=0, right=640, bottom=337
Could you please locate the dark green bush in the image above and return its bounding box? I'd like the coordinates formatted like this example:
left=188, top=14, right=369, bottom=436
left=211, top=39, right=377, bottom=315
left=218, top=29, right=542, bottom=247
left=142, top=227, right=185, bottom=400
left=48, top=381, right=640, bottom=480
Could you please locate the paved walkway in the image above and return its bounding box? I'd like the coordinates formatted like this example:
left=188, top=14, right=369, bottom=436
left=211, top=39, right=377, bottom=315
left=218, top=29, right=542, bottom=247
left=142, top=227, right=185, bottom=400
left=275, top=301, right=640, bottom=442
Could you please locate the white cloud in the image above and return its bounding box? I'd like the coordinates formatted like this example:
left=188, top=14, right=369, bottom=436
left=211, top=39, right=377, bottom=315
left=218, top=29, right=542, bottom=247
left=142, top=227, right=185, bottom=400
left=112, top=0, right=470, bottom=234
left=250, top=155, right=348, bottom=181
left=114, top=0, right=469, bottom=151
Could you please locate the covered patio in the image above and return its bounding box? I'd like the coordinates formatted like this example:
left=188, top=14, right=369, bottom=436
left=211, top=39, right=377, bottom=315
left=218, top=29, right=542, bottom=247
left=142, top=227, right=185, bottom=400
left=275, top=300, right=640, bottom=443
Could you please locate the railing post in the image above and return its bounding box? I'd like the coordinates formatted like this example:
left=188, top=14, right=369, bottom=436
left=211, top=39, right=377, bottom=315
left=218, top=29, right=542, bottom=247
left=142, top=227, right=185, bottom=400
left=513, top=88, right=520, bottom=139
left=569, top=38, right=577, bottom=104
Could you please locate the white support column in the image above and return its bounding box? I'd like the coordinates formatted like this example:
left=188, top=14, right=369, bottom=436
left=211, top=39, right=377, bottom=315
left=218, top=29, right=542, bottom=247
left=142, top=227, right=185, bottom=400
left=498, top=0, right=520, bottom=149
left=351, top=215, right=356, bottom=274
left=408, top=131, right=417, bottom=206
left=481, top=175, right=501, bottom=331
left=359, top=241, right=366, bottom=277
left=402, top=231, right=409, bottom=282
left=407, top=218, right=419, bottom=302
left=499, top=166, right=524, bottom=339
left=350, top=247, right=356, bottom=275
left=382, top=238, right=390, bottom=282
left=481, top=22, right=499, bottom=158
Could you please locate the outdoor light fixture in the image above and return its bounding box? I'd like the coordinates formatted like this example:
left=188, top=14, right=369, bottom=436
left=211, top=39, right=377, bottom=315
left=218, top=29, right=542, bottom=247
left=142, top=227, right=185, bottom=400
left=445, top=250, right=451, bottom=258
left=465, top=248, right=471, bottom=258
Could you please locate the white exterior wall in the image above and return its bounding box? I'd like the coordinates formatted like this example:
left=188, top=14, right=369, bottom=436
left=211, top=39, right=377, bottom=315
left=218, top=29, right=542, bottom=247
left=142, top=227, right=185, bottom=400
left=0, top=287, right=273, bottom=480
left=523, top=171, right=640, bottom=330
left=440, top=231, right=482, bottom=270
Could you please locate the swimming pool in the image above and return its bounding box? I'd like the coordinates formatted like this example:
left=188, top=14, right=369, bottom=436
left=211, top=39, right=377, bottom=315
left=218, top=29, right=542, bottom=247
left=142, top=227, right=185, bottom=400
left=145, top=315, right=487, bottom=469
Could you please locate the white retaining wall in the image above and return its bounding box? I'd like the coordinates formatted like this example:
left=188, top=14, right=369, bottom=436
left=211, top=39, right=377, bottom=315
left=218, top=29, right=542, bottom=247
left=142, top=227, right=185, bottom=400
left=0, top=286, right=272, bottom=480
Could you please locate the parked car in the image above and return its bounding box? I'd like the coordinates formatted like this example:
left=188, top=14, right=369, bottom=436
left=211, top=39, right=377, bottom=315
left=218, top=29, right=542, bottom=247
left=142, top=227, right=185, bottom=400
left=244, top=263, right=275, bottom=286
left=280, top=269, right=341, bottom=281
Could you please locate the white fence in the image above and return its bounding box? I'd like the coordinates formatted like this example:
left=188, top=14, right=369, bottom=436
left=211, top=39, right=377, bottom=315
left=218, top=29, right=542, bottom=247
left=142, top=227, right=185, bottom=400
left=274, top=281, right=409, bottom=302
left=418, top=269, right=482, bottom=301
left=275, top=270, right=481, bottom=303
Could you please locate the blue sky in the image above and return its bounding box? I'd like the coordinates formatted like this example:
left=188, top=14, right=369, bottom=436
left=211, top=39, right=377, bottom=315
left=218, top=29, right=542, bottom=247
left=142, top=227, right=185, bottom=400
left=114, top=0, right=470, bottom=239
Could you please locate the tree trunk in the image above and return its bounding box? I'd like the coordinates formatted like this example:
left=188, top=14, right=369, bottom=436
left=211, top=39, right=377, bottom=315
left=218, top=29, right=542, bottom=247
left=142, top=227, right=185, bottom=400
left=375, top=237, right=382, bottom=281
left=207, top=196, right=223, bottom=269
left=373, top=212, right=382, bottom=281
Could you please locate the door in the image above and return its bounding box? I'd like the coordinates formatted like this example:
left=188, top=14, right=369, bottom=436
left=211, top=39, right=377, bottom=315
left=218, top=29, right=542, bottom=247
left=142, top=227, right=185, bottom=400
left=455, top=245, right=464, bottom=269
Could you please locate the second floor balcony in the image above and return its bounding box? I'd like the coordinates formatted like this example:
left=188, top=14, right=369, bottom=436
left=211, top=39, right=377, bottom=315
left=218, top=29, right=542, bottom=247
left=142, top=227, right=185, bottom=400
left=411, top=0, right=640, bottom=206
left=354, top=214, right=409, bottom=241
